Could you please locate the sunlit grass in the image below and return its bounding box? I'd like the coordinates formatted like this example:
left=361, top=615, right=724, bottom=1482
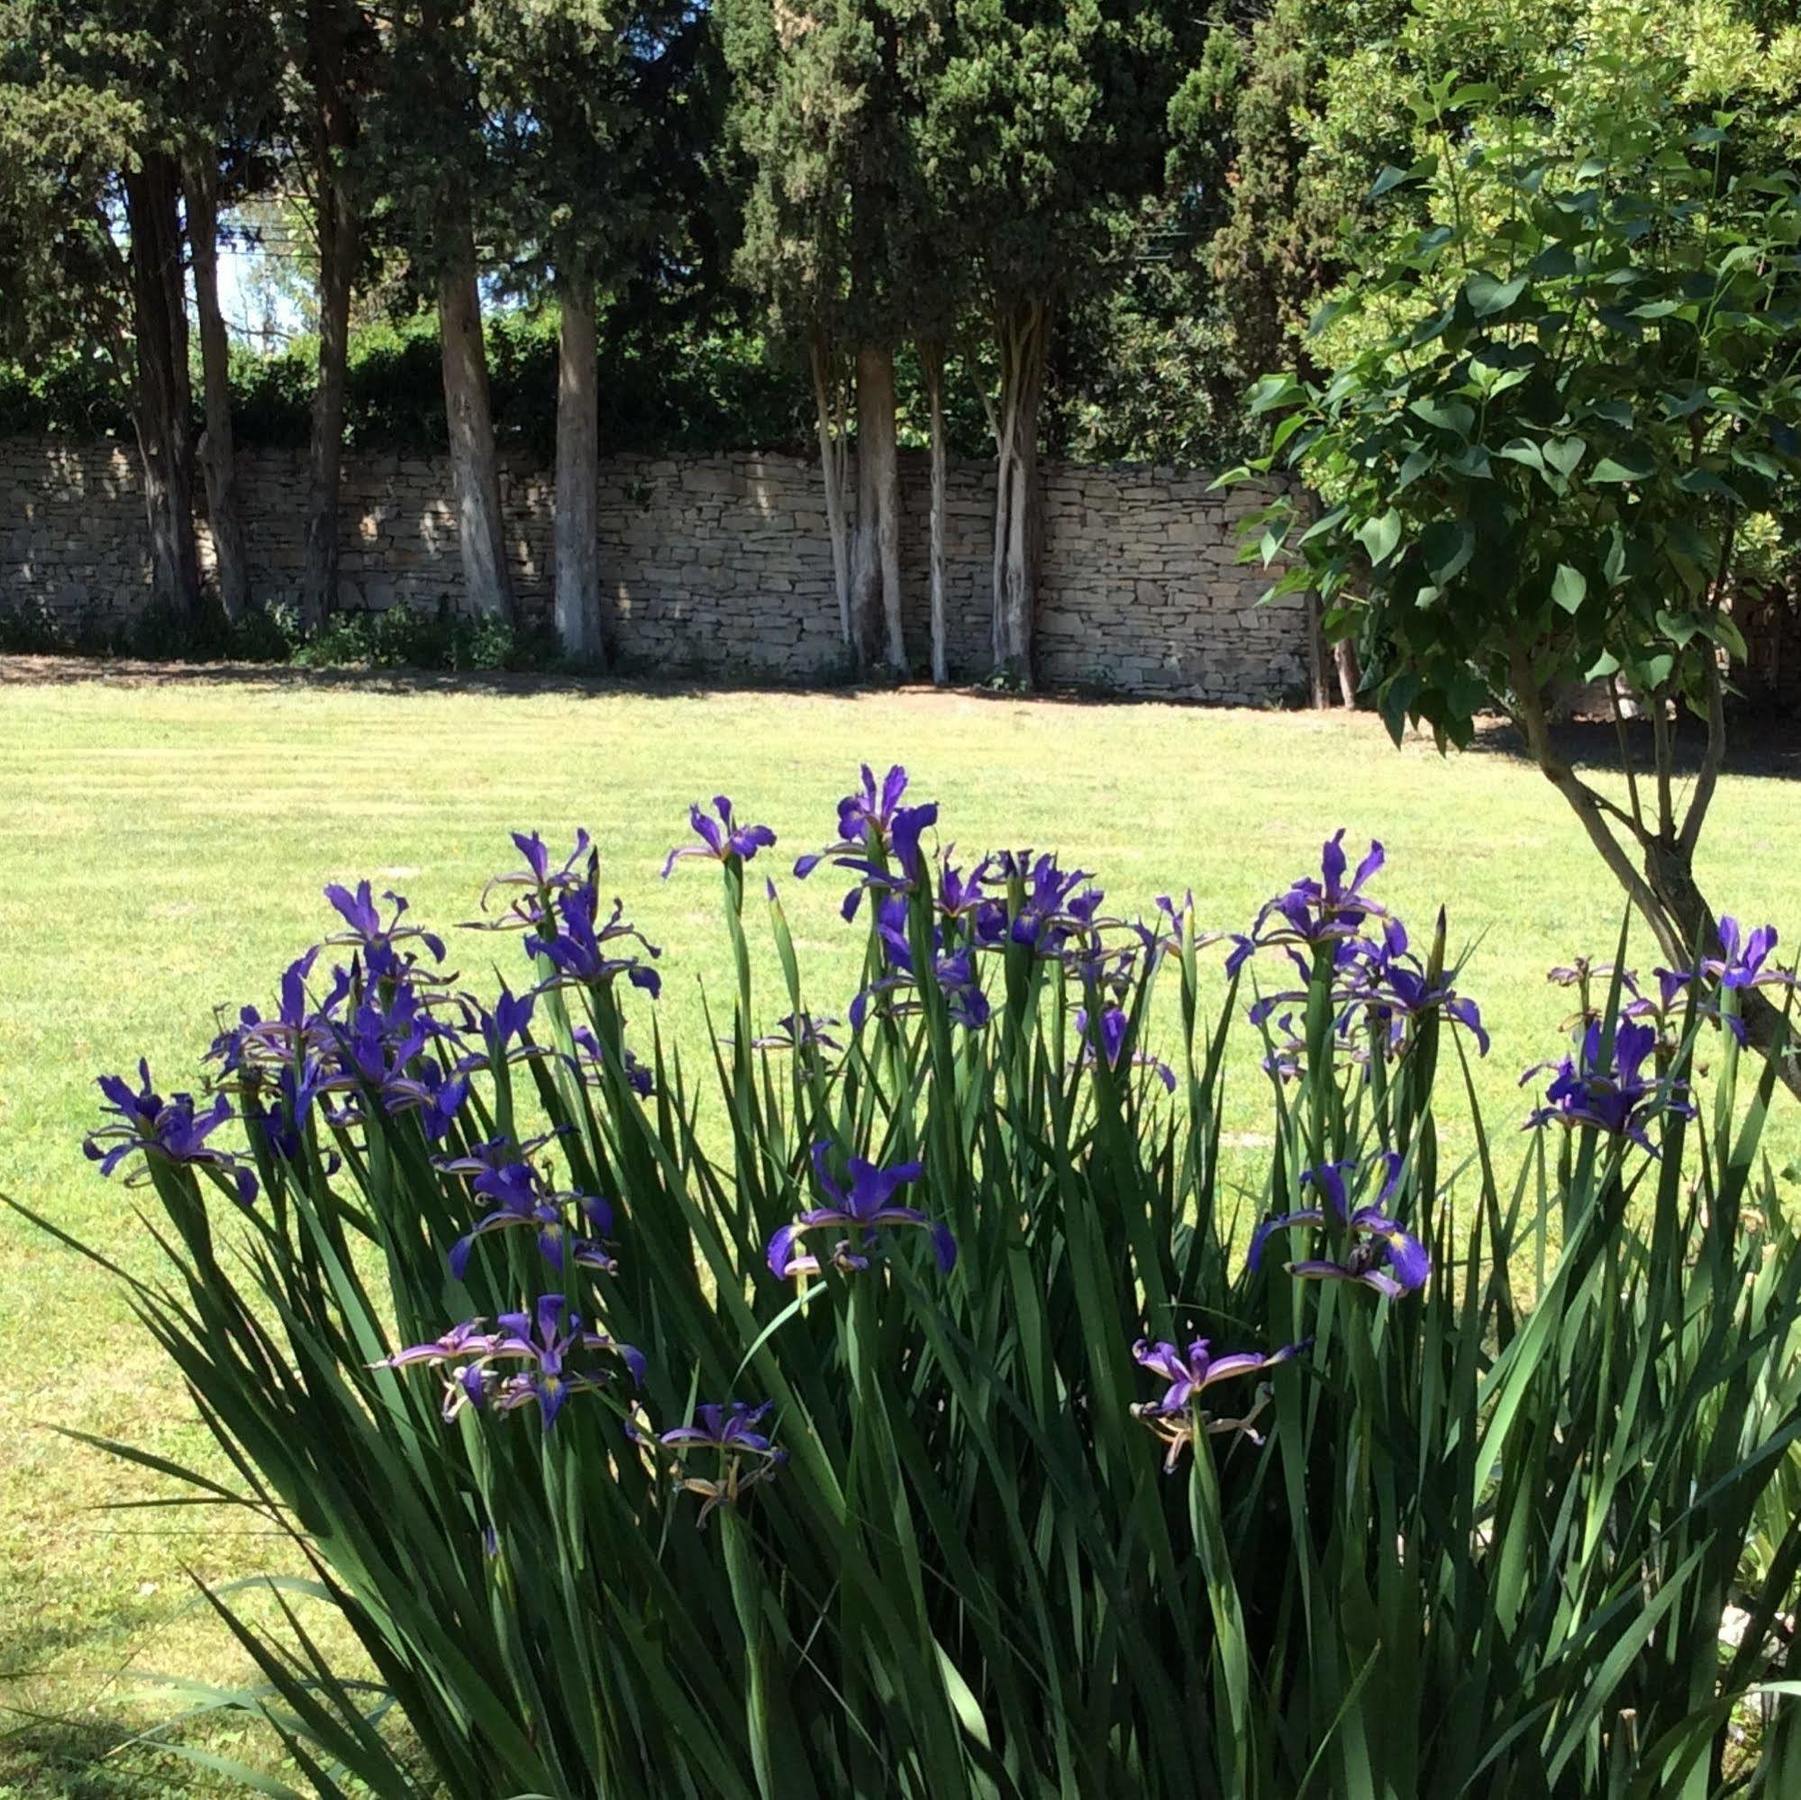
left=4, top=657, right=1797, bottom=1789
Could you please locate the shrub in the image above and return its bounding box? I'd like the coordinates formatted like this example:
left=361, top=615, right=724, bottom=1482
left=27, top=775, right=1801, bottom=1796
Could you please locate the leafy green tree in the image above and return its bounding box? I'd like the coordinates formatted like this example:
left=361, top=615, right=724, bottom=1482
left=724, top=0, right=951, bottom=674
left=477, top=0, right=719, bottom=661
left=285, top=0, right=378, bottom=629
left=921, top=0, right=1187, bottom=680
left=365, top=0, right=515, bottom=621
left=0, top=1, right=276, bottom=624
left=1241, top=31, right=1801, bottom=1090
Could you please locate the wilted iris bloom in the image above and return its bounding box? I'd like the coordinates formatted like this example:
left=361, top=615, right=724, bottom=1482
left=1132, top=890, right=1225, bottom=963
left=1074, top=1005, right=1176, bottom=1092
left=1524, top=1019, right=1694, bottom=1153
left=477, top=829, right=595, bottom=925
left=659, top=1400, right=787, bottom=1523
left=767, top=1142, right=955, bottom=1280
left=85, top=1062, right=258, bottom=1205
left=1229, top=831, right=1387, bottom=973
left=524, top=889, right=662, bottom=997
left=1250, top=1154, right=1430, bottom=1298
left=662, top=796, right=777, bottom=878
left=1131, top=1336, right=1306, bottom=1470
left=746, top=1012, right=843, bottom=1054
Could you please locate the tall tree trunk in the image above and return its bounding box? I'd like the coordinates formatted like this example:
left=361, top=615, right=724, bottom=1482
left=921, top=337, right=948, bottom=686
left=122, top=154, right=202, bottom=623
left=990, top=298, right=1047, bottom=683
left=1334, top=638, right=1361, bottom=707
left=183, top=157, right=250, bottom=622
left=810, top=333, right=853, bottom=652
left=850, top=345, right=904, bottom=674
left=553, top=275, right=603, bottom=663
left=437, top=206, right=514, bottom=621
left=301, top=0, right=359, bottom=632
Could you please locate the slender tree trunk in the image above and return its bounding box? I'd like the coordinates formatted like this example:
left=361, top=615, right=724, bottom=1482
left=921, top=337, right=948, bottom=686
left=850, top=345, right=904, bottom=674
left=437, top=206, right=514, bottom=621
left=990, top=297, right=1047, bottom=683
left=553, top=274, right=603, bottom=663
left=183, top=158, right=250, bottom=622
left=302, top=1, right=359, bottom=631
left=1334, top=639, right=1361, bottom=707
left=122, top=154, right=201, bottom=623
left=809, top=332, right=853, bottom=653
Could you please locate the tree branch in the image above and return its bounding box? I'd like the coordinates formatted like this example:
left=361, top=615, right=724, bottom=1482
left=1509, top=646, right=1684, bottom=964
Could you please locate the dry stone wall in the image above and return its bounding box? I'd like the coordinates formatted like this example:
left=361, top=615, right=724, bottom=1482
left=1, top=434, right=1310, bottom=704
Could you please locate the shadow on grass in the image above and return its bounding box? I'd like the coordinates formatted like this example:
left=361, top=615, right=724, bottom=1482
left=0, top=1707, right=252, bottom=1796
left=0, top=651, right=1295, bottom=715
left=1468, top=710, right=1801, bottom=783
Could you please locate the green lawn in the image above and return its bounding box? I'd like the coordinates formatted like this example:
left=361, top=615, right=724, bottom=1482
left=3, top=658, right=1798, bottom=1792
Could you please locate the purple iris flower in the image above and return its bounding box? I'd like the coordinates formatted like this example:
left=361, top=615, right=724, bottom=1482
left=1656, top=918, right=1795, bottom=1019
left=794, top=765, right=939, bottom=918
left=662, top=796, right=777, bottom=878
left=1249, top=1154, right=1431, bottom=1298
left=794, top=764, right=911, bottom=877
left=659, top=1400, right=780, bottom=1456
left=322, top=880, right=446, bottom=965
left=486, top=1294, right=645, bottom=1427
left=1229, top=831, right=1388, bottom=973
left=380, top=1058, right=469, bottom=1141
left=766, top=1143, right=955, bottom=1280
left=438, top=1138, right=617, bottom=1279
left=383, top=1296, right=642, bottom=1429
left=479, top=829, right=594, bottom=915
left=1524, top=1019, right=1694, bottom=1152
left=986, top=851, right=1103, bottom=957
left=659, top=1401, right=787, bottom=1522
left=1131, top=1336, right=1307, bottom=1470
left=850, top=897, right=991, bottom=1031
left=1074, top=1005, right=1177, bottom=1092
left=374, top=1317, right=502, bottom=1368
left=525, top=889, right=662, bottom=997
left=85, top=1062, right=258, bottom=1204
left=1348, top=918, right=1489, bottom=1055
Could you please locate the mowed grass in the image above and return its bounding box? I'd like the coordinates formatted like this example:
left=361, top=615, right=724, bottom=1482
left=3, top=658, right=1798, bottom=1792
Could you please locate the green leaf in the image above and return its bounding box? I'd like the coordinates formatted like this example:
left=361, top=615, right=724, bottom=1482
left=1544, top=437, right=1586, bottom=477
left=1551, top=564, right=1587, bottom=614
left=1398, top=445, right=1436, bottom=489
left=1466, top=270, right=1528, bottom=317
left=1356, top=510, right=1403, bottom=566
left=1497, top=439, right=1546, bottom=472
left=1590, top=452, right=1655, bottom=483
left=1409, top=397, right=1476, bottom=438
left=1421, top=519, right=1474, bottom=583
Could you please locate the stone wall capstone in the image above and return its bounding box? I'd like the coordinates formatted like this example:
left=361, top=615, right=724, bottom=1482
left=0, top=434, right=1310, bottom=705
